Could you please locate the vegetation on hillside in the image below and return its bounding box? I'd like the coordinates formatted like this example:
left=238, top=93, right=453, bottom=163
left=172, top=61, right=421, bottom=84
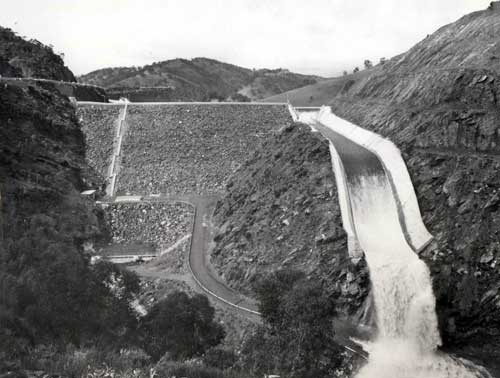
left=241, top=269, right=345, bottom=378
left=0, top=83, right=133, bottom=357
left=138, top=292, right=225, bottom=361
left=0, top=26, right=75, bottom=81
left=0, top=82, right=227, bottom=377
left=78, top=58, right=322, bottom=101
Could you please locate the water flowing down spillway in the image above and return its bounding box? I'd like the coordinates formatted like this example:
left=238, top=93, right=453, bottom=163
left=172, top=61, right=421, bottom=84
left=295, top=108, right=491, bottom=378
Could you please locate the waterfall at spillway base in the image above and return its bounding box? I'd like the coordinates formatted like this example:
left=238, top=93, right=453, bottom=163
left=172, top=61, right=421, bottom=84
left=295, top=109, right=492, bottom=378
left=355, top=257, right=490, bottom=378
left=348, top=176, right=491, bottom=378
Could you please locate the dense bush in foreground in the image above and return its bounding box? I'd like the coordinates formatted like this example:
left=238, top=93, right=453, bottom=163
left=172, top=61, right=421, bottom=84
left=0, top=84, right=138, bottom=358
left=138, top=292, right=225, bottom=361
left=241, top=269, right=343, bottom=378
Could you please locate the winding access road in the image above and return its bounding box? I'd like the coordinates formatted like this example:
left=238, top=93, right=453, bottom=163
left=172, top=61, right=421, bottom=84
left=185, top=194, right=368, bottom=358
left=186, top=197, right=261, bottom=321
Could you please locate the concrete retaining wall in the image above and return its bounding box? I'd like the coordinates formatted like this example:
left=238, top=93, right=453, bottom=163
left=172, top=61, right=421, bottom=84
left=314, top=106, right=433, bottom=252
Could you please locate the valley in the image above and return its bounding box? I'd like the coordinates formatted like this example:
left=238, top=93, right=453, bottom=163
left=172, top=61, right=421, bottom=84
left=1, top=2, right=500, bottom=378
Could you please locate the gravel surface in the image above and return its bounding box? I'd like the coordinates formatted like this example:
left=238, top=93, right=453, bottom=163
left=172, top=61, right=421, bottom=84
left=145, top=234, right=191, bottom=274
left=100, top=201, right=194, bottom=254
left=117, top=104, right=291, bottom=195
left=78, top=104, right=122, bottom=178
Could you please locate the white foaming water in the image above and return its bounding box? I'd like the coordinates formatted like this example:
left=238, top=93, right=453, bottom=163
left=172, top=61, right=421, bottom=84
left=349, top=175, right=489, bottom=378
left=294, top=108, right=490, bottom=378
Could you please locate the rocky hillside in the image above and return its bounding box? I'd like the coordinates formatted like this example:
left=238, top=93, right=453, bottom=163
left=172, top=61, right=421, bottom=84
left=0, top=26, right=76, bottom=81
left=78, top=58, right=322, bottom=101
left=317, top=1, right=500, bottom=370
left=0, top=82, right=124, bottom=358
left=211, top=123, right=369, bottom=317
left=220, top=3, right=500, bottom=373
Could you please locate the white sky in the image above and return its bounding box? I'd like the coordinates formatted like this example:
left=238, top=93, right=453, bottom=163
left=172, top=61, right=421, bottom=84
left=0, top=0, right=491, bottom=77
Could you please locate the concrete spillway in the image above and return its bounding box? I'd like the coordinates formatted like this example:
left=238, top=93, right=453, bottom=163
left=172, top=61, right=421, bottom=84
left=294, top=107, right=491, bottom=378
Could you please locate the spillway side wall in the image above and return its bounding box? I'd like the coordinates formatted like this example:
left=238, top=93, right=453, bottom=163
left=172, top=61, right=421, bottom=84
left=316, top=106, right=433, bottom=252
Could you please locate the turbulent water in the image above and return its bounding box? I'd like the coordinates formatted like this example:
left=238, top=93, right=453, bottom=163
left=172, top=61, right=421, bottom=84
left=296, top=109, right=491, bottom=378
left=349, top=176, right=488, bottom=378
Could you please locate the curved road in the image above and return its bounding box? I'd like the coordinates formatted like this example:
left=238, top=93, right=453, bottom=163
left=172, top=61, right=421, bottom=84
left=185, top=191, right=369, bottom=358
left=186, top=196, right=261, bottom=321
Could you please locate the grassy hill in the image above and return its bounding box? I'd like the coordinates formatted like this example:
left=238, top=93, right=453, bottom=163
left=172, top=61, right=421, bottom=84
left=262, top=74, right=361, bottom=106
left=78, top=58, right=323, bottom=102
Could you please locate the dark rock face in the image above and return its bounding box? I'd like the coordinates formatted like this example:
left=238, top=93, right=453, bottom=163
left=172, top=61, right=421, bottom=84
left=0, top=83, right=105, bottom=241
left=0, top=26, right=76, bottom=82
left=322, top=2, right=500, bottom=368
left=329, top=75, right=500, bottom=353
left=407, top=155, right=500, bottom=341
left=0, top=83, right=119, bottom=358
left=211, top=124, right=369, bottom=316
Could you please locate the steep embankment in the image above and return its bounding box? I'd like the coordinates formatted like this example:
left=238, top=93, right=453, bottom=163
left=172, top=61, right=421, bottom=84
left=0, top=82, right=120, bottom=356
left=211, top=123, right=369, bottom=317
left=115, top=104, right=291, bottom=196
left=78, top=58, right=322, bottom=102
left=0, top=26, right=107, bottom=102
left=317, top=1, right=500, bottom=366
left=0, top=26, right=75, bottom=81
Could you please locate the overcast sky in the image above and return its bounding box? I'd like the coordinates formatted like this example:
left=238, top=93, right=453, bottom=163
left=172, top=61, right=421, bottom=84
left=0, top=0, right=491, bottom=77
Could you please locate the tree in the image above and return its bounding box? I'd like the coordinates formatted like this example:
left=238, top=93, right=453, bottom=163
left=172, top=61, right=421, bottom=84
left=203, top=347, right=238, bottom=370
left=353, top=67, right=360, bottom=73
left=0, top=213, right=141, bottom=356
left=364, top=59, right=373, bottom=69
left=379, top=57, right=387, bottom=65
left=138, top=291, right=224, bottom=361
left=343, top=71, right=348, bottom=76
left=242, top=270, right=342, bottom=378
left=231, top=93, right=251, bottom=102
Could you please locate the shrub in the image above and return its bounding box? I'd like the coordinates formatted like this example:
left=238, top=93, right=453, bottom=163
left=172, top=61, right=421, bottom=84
left=203, top=347, right=238, bottom=370
left=242, top=269, right=342, bottom=378
left=138, top=291, right=225, bottom=361
left=155, top=361, right=226, bottom=378
left=21, top=345, right=151, bottom=378
left=230, top=93, right=251, bottom=102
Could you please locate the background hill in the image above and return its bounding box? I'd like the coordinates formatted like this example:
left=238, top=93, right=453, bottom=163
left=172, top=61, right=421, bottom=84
left=263, top=70, right=372, bottom=105
left=0, top=26, right=76, bottom=81
left=78, top=57, right=323, bottom=102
